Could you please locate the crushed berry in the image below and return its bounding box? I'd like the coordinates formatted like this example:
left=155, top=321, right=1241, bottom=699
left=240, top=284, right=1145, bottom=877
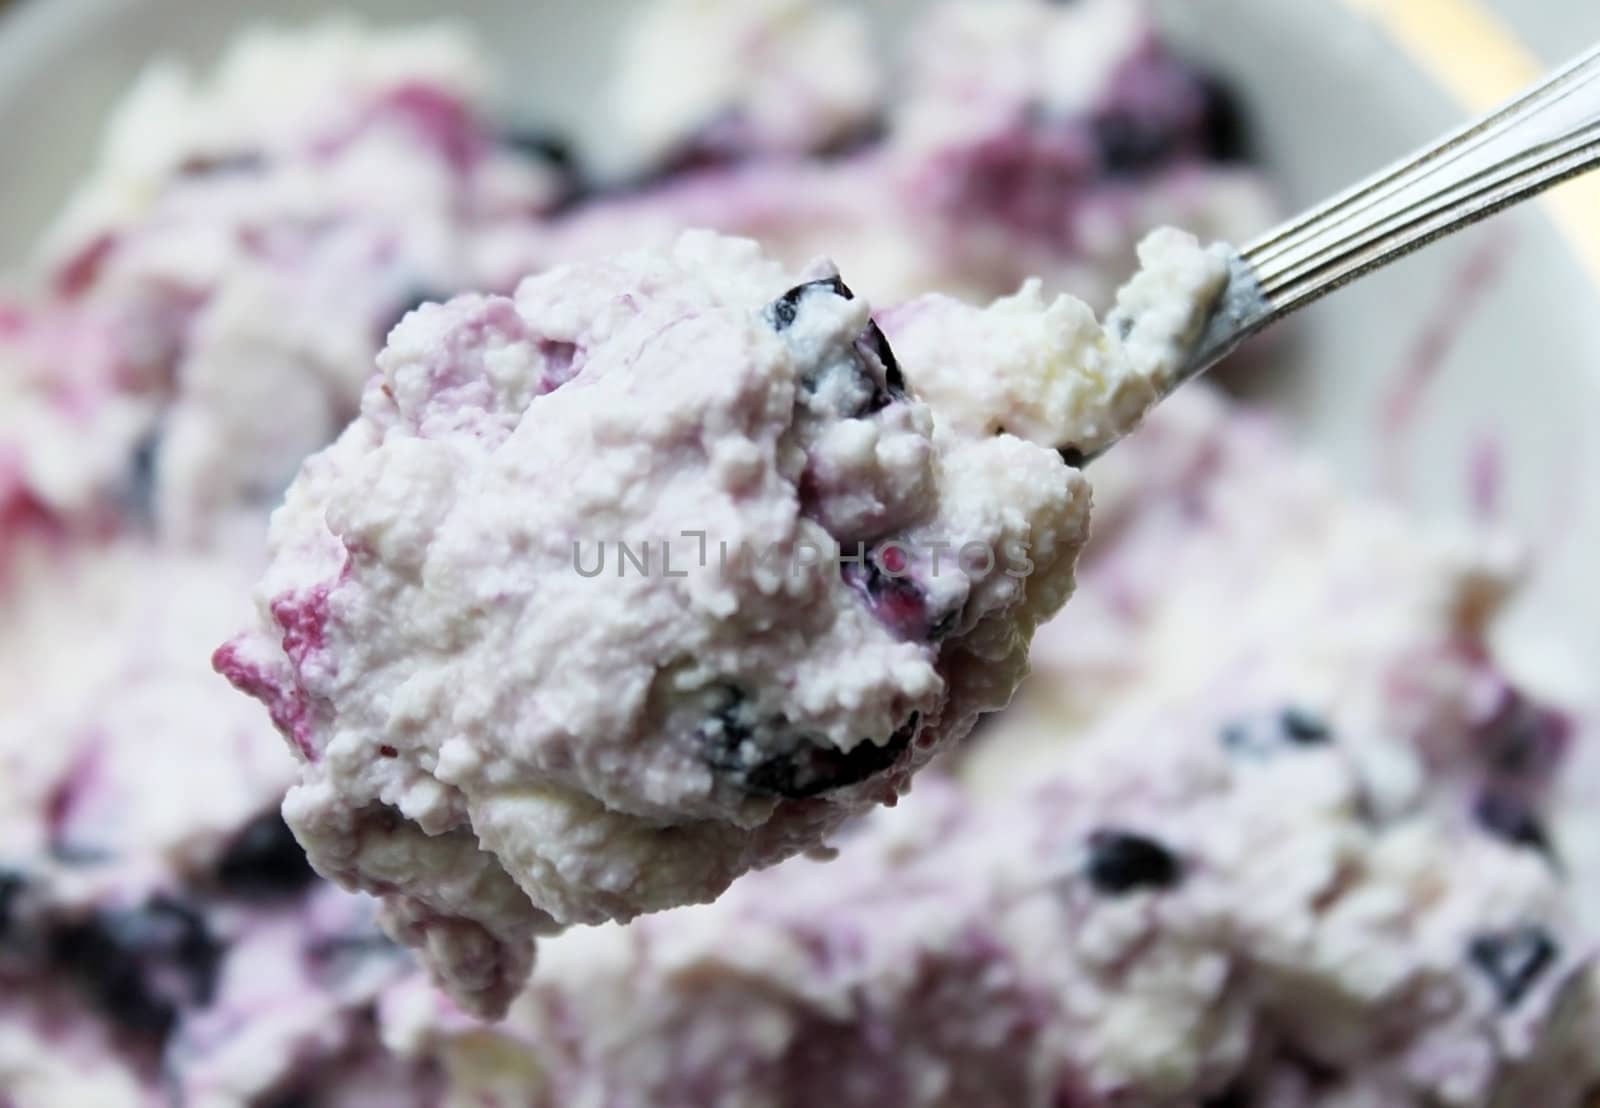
left=1094, top=110, right=1186, bottom=176
left=701, top=686, right=917, bottom=799
left=0, top=868, right=28, bottom=941
left=842, top=550, right=961, bottom=643
left=1084, top=829, right=1184, bottom=895
left=1473, top=789, right=1554, bottom=858
left=1093, top=52, right=1212, bottom=178
left=844, top=550, right=953, bottom=640
left=214, top=809, right=317, bottom=897
left=1480, top=693, right=1570, bottom=778
left=538, top=339, right=582, bottom=393
left=51, top=895, right=222, bottom=1040
left=1469, top=925, right=1558, bottom=1008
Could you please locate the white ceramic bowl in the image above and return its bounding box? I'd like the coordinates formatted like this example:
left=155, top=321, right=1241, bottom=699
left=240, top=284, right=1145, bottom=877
left=0, top=0, right=1596, bottom=693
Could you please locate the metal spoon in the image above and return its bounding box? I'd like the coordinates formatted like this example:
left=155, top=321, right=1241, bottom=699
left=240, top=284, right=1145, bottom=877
left=1092, top=38, right=1600, bottom=464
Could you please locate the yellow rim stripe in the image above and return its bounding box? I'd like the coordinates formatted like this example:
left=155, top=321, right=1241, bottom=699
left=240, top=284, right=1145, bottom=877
left=1345, top=0, right=1600, bottom=285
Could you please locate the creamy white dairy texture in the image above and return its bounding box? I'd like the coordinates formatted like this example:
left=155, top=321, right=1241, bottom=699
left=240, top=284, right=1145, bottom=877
left=9, top=2, right=1597, bottom=1104
left=217, top=227, right=1227, bottom=1016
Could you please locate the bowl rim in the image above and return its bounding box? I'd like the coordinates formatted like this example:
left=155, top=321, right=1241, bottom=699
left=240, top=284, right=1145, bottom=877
left=0, top=0, right=1595, bottom=283
left=1347, top=0, right=1600, bottom=286
left=3, top=0, right=1587, bottom=272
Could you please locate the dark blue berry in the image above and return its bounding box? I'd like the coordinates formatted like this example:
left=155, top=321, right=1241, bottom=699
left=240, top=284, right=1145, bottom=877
left=499, top=128, right=579, bottom=175
left=768, top=277, right=854, bottom=332
left=766, top=280, right=906, bottom=414
left=1093, top=111, right=1185, bottom=176
left=1469, top=925, right=1558, bottom=1008
left=499, top=128, right=589, bottom=212
left=0, top=868, right=28, bottom=941
left=1084, top=830, right=1184, bottom=895
left=1222, top=707, right=1332, bottom=756
left=50, top=842, right=113, bottom=865
left=1482, top=696, right=1569, bottom=777
left=1279, top=707, right=1331, bottom=744
left=214, top=809, right=317, bottom=898
left=1198, top=74, right=1250, bottom=163
left=701, top=686, right=917, bottom=799
left=119, top=425, right=161, bottom=525
left=1474, top=790, right=1553, bottom=857
left=51, top=895, right=222, bottom=1040
left=255, top=1090, right=316, bottom=1108
left=1200, top=1087, right=1252, bottom=1108
left=815, top=115, right=889, bottom=160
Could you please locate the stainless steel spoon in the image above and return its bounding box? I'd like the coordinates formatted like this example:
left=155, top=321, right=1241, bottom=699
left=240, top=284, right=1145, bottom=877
left=1093, top=38, right=1600, bottom=463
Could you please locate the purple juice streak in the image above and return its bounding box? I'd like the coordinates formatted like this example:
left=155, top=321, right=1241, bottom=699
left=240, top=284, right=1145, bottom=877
left=1377, top=230, right=1510, bottom=498
left=1471, top=681, right=1574, bottom=784
left=212, top=640, right=317, bottom=760
left=0, top=455, right=61, bottom=576
left=45, top=743, right=104, bottom=842
left=1468, top=434, right=1503, bottom=521
left=381, top=84, right=483, bottom=174
left=311, top=83, right=483, bottom=177
left=842, top=558, right=932, bottom=642
left=54, top=233, right=116, bottom=299
left=537, top=339, right=581, bottom=393
left=1097, top=41, right=1211, bottom=160
left=925, top=119, right=1099, bottom=246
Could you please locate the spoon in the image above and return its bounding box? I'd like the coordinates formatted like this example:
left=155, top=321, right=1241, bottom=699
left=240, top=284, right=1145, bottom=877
left=1092, top=38, right=1600, bottom=464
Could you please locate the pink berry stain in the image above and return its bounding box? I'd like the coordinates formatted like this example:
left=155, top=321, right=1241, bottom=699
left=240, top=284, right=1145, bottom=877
left=270, top=584, right=333, bottom=670
left=213, top=639, right=319, bottom=761
left=54, top=233, right=117, bottom=298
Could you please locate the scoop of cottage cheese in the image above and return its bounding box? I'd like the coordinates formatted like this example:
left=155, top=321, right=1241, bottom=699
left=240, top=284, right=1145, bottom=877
left=216, top=227, right=1226, bottom=1016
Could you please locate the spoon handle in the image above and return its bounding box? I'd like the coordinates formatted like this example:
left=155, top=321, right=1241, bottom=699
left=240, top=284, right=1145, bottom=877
left=1176, top=39, right=1600, bottom=392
